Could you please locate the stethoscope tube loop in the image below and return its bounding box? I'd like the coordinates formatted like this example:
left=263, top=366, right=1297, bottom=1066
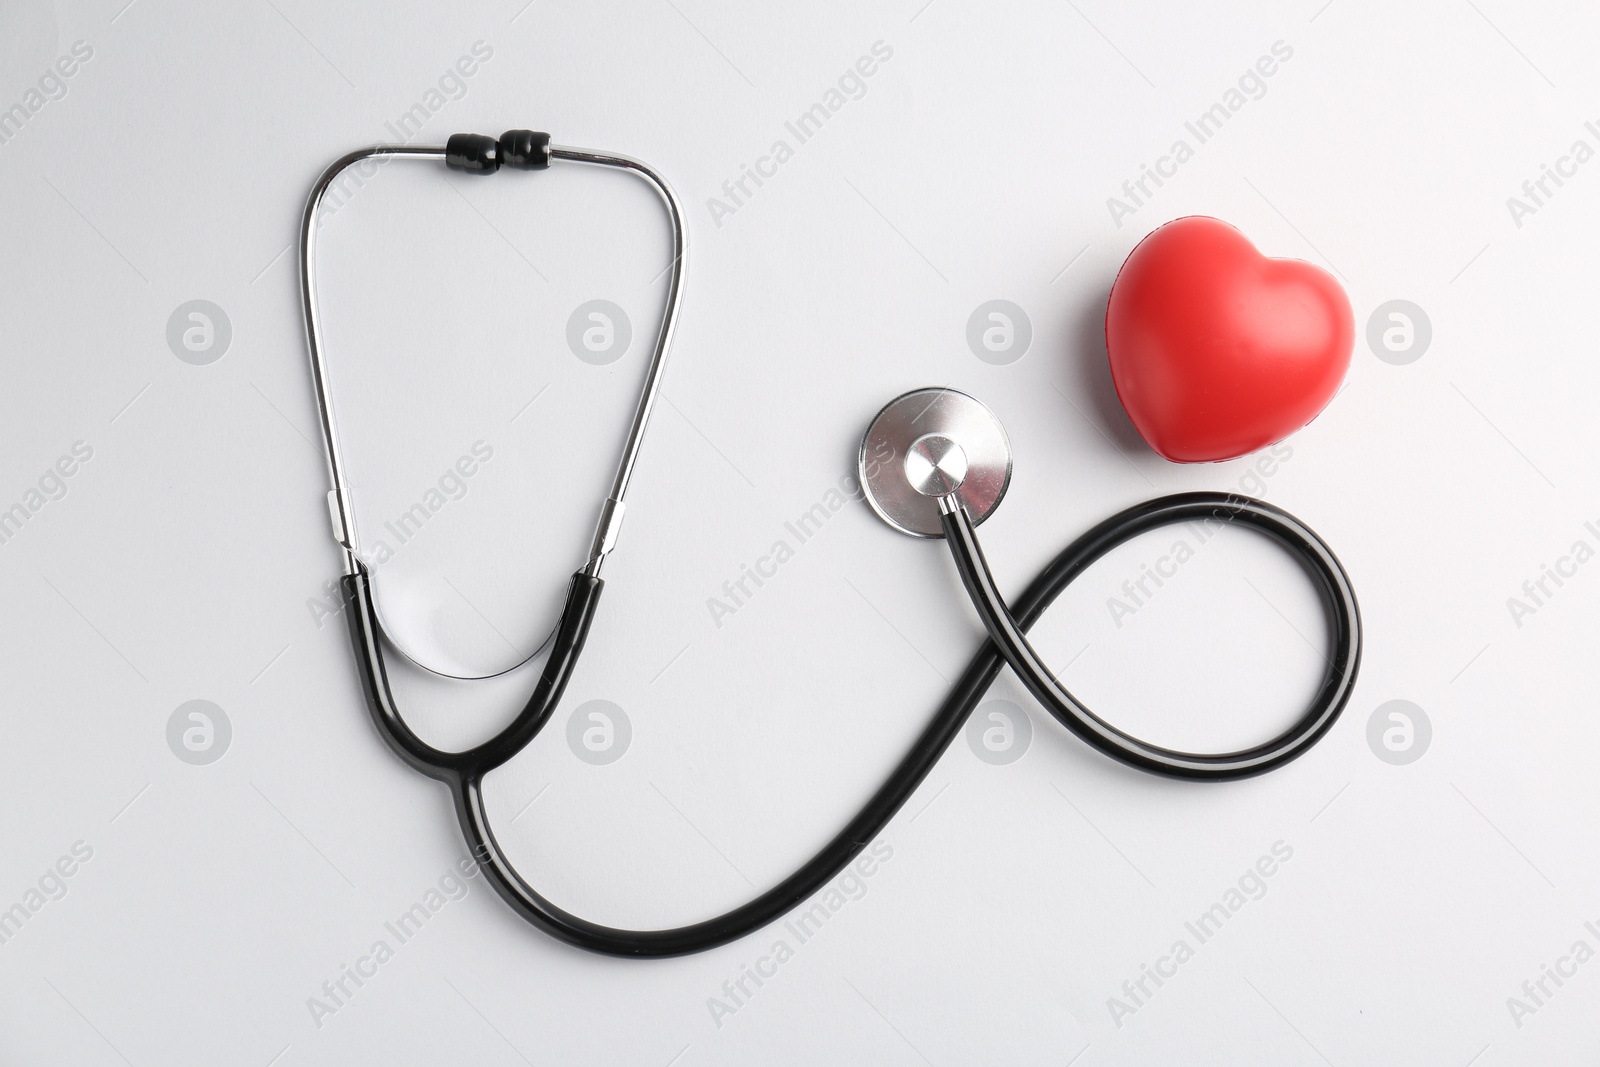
left=939, top=491, right=1361, bottom=780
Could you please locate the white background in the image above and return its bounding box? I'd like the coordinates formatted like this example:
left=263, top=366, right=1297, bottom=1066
left=2, top=0, right=1599, bottom=1063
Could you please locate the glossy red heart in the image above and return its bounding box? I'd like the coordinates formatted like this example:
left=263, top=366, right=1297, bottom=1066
left=1104, top=216, right=1352, bottom=463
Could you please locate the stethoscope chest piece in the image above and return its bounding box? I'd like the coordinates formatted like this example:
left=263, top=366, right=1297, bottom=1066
left=859, top=388, right=1013, bottom=538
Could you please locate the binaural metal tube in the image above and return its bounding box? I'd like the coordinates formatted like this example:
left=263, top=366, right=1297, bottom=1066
left=300, top=145, right=447, bottom=577
left=297, top=140, right=686, bottom=582
left=548, top=145, right=687, bottom=577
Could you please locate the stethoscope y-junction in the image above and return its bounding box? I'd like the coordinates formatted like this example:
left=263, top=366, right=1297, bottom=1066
left=299, top=130, right=1362, bottom=958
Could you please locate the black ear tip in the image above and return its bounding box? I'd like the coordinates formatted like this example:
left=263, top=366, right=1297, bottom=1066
left=499, top=130, right=552, bottom=170
left=445, top=133, right=501, bottom=173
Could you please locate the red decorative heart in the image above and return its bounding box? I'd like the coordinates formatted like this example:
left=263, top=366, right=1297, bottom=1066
left=1104, top=216, right=1353, bottom=463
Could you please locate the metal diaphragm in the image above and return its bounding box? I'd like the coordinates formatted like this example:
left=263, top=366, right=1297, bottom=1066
left=858, top=387, right=1013, bottom=538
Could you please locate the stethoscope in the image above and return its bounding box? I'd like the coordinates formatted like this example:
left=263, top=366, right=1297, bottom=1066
left=299, top=131, right=1361, bottom=958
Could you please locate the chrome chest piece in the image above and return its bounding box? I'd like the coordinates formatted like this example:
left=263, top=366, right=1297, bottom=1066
left=859, top=387, right=1012, bottom=538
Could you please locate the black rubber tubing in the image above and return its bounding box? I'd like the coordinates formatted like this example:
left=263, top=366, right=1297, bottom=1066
left=341, top=490, right=1360, bottom=957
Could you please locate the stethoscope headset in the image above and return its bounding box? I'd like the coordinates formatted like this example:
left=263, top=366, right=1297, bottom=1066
left=299, top=131, right=1361, bottom=958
